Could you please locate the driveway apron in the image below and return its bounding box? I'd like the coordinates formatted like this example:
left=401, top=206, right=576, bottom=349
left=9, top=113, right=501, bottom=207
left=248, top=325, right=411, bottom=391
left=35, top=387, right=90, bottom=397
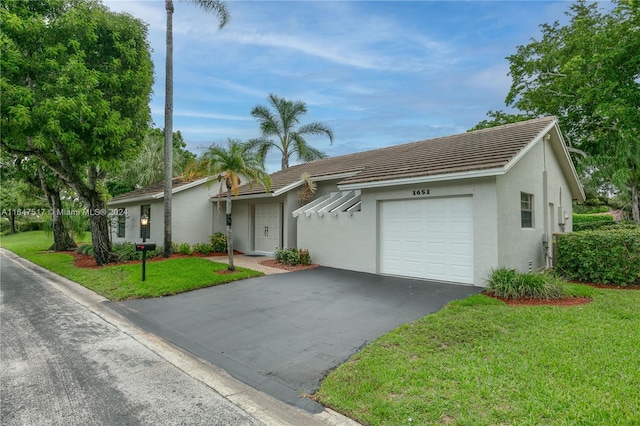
left=109, top=267, right=480, bottom=413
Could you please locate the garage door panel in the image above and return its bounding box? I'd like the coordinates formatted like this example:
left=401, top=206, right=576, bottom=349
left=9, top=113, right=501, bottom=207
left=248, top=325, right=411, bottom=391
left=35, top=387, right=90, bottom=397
left=380, top=197, right=474, bottom=284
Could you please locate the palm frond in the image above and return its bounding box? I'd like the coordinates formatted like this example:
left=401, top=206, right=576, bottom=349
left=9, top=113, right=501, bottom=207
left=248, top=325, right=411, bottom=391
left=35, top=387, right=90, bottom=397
left=184, top=0, right=230, bottom=28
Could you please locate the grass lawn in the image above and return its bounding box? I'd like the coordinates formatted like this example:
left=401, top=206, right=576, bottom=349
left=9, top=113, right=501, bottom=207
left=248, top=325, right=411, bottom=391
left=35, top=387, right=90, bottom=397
left=317, top=289, right=640, bottom=425
left=0, top=231, right=262, bottom=301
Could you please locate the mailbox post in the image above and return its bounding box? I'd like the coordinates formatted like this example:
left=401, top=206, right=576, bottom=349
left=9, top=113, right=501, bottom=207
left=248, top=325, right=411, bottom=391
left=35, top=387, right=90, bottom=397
left=136, top=214, right=155, bottom=282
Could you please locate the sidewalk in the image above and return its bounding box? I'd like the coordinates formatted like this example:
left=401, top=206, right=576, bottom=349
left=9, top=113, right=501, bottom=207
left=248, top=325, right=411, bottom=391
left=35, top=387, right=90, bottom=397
left=207, top=254, right=289, bottom=275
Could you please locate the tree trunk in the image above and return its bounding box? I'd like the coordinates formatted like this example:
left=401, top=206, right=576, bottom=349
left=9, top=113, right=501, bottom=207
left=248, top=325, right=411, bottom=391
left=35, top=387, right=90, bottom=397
left=632, top=181, right=639, bottom=224
left=87, top=197, right=118, bottom=266
left=226, top=191, right=235, bottom=271
left=281, top=150, right=289, bottom=170
left=38, top=168, right=76, bottom=251
left=163, top=0, right=174, bottom=258
left=48, top=193, right=76, bottom=251
left=9, top=211, right=16, bottom=234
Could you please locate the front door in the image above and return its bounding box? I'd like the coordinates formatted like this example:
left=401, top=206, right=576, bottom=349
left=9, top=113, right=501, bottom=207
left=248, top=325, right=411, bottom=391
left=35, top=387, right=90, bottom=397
left=254, top=203, right=281, bottom=253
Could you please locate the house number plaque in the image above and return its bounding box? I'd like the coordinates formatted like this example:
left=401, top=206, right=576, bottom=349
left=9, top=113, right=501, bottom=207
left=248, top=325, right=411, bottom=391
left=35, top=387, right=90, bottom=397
left=412, top=189, right=430, bottom=196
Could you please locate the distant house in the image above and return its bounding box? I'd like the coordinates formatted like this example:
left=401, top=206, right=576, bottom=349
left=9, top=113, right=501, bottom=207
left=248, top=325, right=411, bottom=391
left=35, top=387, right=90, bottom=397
left=215, top=116, right=584, bottom=286
left=108, top=176, right=217, bottom=246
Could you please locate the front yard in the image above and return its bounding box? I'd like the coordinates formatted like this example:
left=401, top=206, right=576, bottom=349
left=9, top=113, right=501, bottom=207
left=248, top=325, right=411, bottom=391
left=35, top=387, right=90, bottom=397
left=0, top=231, right=262, bottom=300
left=3, top=231, right=639, bottom=424
left=317, top=289, right=640, bottom=425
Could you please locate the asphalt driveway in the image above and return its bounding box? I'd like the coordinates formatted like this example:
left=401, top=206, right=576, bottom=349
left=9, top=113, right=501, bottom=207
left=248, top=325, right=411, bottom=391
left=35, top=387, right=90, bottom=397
left=110, top=267, right=480, bottom=413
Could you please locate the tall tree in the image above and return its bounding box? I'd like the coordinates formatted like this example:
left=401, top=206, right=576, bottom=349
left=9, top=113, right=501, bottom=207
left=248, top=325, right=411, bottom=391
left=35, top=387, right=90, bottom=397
left=119, top=129, right=195, bottom=189
left=185, top=139, right=270, bottom=271
left=504, top=0, right=640, bottom=221
left=248, top=93, right=335, bottom=170
left=1, top=0, right=154, bottom=264
left=163, top=0, right=230, bottom=257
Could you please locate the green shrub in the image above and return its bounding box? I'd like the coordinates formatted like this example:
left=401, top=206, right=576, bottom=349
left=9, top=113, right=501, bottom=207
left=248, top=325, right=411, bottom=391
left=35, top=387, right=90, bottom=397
left=486, top=267, right=566, bottom=300
left=193, top=243, right=213, bottom=255
left=274, top=247, right=313, bottom=266
left=573, top=220, right=619, bottom=231
left=299, top=249, right=312, bottom=265
left=76, top=244, right=94, bottom=256
left=573, top=213, right=614, bottom=225
left=210, top=232, right=227, bottom=253
left=178, top=242, right=193, bottom=255
left=556, top=229, right=640, bottom=286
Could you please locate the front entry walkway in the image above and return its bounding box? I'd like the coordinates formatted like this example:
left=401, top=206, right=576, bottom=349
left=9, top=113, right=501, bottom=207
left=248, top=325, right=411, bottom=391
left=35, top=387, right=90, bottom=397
left=110, top=268, right=480, bottom=413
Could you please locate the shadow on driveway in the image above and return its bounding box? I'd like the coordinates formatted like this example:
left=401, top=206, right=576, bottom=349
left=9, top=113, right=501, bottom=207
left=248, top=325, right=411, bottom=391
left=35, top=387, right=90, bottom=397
left=109, top=267, right=481, bottom=413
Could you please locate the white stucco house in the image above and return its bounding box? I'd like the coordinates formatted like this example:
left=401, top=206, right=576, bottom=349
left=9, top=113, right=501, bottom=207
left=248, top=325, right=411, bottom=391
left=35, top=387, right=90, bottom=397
left=108, top=176, right=217, bottom=246
left=212, top=116, right=584, bottom=286
left=110, top=116, right=584, bottom=287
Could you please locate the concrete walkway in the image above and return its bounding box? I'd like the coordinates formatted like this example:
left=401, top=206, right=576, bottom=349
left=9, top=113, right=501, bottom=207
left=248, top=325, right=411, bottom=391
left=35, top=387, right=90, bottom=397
left=207, top=254, right=289, bottom=275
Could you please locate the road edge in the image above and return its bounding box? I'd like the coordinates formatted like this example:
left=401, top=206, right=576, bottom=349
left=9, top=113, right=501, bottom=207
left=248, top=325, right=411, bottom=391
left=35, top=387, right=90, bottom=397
left=0, top=248, right=359, bottom=426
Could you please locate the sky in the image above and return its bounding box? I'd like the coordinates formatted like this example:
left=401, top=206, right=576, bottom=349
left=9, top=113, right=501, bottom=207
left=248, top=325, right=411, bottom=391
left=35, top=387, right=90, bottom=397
left=102, top=0, right=604, bottom=173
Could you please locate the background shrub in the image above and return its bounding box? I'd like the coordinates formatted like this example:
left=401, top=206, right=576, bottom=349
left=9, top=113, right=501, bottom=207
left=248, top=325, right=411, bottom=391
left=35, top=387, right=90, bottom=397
left=193, top=243, right=213, bottom=255
left=210, top=232, right=227, bottom=253
left=111, top=242, right=162, bottom=261
left=76, top=244, right=94, bottom=256
left=486, top=268, right=566, bottom=300
left=178, top=242, right=193, bottom=255
left=573, top=213, right=613, bottom=224
left=556, top=229, right=640, bottom=286
left=274, top=247, right=312, bottom=266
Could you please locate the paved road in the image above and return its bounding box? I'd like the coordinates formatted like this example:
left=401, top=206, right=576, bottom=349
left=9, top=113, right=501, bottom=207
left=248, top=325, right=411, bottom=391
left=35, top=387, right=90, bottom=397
left=0, top=251, right=262, bottom=425
left=112, top=267, right=480, bottom=413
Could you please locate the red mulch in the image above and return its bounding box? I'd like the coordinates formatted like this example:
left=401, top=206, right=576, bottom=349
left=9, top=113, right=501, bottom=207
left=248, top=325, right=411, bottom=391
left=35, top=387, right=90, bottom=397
left=483, top=292, right=593, bottom=306
left=65, top=250, right=241, bottom=269
left=259, top=259, right=320, bottom=272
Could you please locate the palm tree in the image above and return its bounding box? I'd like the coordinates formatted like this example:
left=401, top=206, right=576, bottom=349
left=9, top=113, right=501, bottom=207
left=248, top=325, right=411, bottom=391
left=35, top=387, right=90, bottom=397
left=248, top=93, right=334, bottom=170
left=185, top=139, right=271, bottom=271
left=163, top=0, right=230, bottom=257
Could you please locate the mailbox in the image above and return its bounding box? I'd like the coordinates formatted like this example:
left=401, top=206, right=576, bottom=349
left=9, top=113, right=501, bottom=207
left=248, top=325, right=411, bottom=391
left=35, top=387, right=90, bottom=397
left=135, top=242, right=156, bottom=251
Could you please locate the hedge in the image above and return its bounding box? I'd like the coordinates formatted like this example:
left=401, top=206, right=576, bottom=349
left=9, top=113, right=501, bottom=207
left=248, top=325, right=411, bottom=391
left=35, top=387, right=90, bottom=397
left=556, top=229, right=640, bottom=286
left=572, top=213, right=614, bottom=225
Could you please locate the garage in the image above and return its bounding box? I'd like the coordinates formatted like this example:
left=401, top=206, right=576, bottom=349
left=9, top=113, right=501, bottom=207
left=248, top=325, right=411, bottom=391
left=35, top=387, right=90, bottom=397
left=379, top=196, right=474, bottom=284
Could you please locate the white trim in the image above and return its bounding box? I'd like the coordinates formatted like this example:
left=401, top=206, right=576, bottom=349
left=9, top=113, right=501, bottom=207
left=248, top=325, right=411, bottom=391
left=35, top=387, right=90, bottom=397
left=503, top=120, right=556, bottom=174
left=272, top=171, right=361, bottom=196
left=109, top=177, right=215, bottom=206
left=337, top=167, right=506, bottom=191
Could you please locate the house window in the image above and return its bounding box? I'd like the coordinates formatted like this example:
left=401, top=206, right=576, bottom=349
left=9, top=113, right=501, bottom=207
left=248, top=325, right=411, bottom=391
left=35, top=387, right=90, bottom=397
left=117, top=214, right=126, bottom=238
left=521, top=193, right=534, bottom=228
left=140, top=205, right=150, bottom=239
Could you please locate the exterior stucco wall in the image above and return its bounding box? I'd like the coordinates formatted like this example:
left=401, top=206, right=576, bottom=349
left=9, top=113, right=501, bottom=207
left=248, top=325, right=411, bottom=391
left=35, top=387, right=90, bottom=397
left=212, top=179, right=347, bottom=254
left=297, top=177, right=499, bottom=286
left=109, top=183, right=216, bottom=246
left=496, top=135, right=576, bottom=273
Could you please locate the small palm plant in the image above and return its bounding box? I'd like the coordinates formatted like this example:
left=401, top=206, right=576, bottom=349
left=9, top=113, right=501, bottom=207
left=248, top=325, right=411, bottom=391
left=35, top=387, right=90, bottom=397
left=297, top=172, right=317, bottom=204
left=185, top=139, right=270, bottom=271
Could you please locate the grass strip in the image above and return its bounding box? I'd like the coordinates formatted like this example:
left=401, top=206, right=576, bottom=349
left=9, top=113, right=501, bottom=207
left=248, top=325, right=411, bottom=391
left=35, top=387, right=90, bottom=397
left=317, top=291, right=640, bottom=425
left=1, top=231, right=262, bottom=301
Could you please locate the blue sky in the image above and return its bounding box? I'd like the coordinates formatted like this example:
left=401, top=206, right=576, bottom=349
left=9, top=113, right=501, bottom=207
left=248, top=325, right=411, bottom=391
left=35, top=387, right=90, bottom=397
left=104, top=0, right=599, bottom=172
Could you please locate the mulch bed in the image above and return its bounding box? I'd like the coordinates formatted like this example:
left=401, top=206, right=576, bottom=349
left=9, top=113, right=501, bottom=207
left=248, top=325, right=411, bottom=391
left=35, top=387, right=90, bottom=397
left=483, top=293, right=593, bottom=306
left=63, top=250, right=240, bottom=269
left=483, top=281, right=640, bottom=306
left=259, top=259, right=320, bottom=272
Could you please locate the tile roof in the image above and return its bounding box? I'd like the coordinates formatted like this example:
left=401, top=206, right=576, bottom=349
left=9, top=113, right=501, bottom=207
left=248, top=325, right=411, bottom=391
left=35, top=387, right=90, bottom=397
left=234, top=116, right=558, bottom=196
left=110, top=177, right=204, bottom=203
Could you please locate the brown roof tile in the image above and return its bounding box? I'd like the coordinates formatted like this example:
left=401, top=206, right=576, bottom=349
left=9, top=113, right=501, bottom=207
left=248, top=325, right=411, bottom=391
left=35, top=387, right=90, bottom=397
left=110, top=177, right=203, bottom=203
left=235, top=116, right=557, bottom=196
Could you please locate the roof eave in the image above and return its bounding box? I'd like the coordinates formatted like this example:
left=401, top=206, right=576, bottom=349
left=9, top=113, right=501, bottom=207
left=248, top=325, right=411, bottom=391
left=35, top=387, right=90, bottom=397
left=337, top=167, right=506, bottom=191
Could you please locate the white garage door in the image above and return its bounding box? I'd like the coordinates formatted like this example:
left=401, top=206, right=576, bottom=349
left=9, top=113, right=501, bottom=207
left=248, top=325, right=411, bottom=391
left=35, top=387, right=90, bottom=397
left=380, top=197, right=474, bottom=284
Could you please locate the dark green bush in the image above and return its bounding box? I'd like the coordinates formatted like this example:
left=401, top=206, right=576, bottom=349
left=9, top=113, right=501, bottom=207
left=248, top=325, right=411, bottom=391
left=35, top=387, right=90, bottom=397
left=274, top=247, right=313, bottom=266
left=486, top=268, right=566, bottom=300
left=210, top=232, right=227, bottom=253
left=76, top=244, right=94, bottom=256
left=178, top=242, right=193, bottom=255
left=573, top=213, right=613, bottom=225
left=299, top=249, right=312, bottom=265
left=574, top=220, right=639, bottom=231
left=556, top=229, right=640, bottom=286
left=111, top=242, right=162, bottom=261
left=193, top=243, right=213, bottom=255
